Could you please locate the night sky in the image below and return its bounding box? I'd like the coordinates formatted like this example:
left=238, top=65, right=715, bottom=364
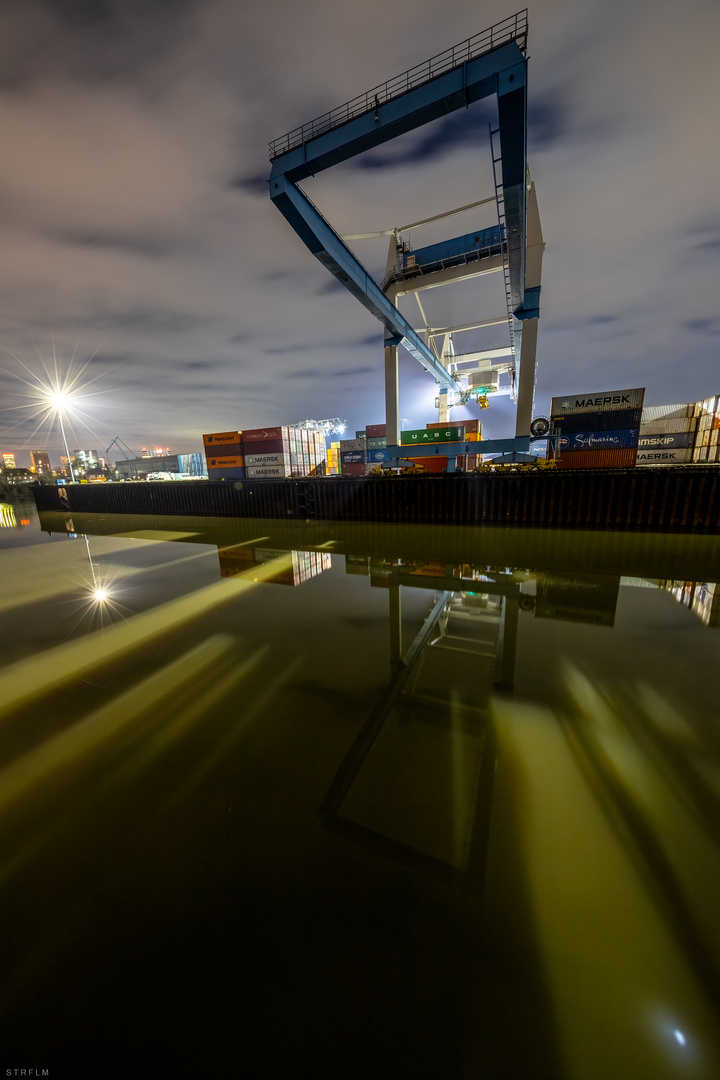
left=0, top=0, right=718, bottom=466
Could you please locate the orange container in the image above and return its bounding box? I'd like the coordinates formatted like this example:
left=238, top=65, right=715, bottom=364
left=203, top=430, right=241, bottom=447
left=408, top=456, right=447, bottom=473
left=557, top=449, right=637, bottom=469
left=205, top=454, right=244, bottom=468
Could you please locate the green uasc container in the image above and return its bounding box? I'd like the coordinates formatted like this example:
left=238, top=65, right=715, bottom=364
left=400, top=427, right=465, bottom=445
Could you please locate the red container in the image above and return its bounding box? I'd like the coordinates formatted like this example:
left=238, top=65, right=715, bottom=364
left=341, top=463, right=367, bottom=476
left=426, top=419, right=479, bottom=433
left=366, top=424, right=387, bottom=438
left=408, top=456, right=447, bottom=473
left=242, top=426, right=288, bottom=443
left=457, top=455, right=478, bottom=470
left=557, top=449, right=637, bottom=469
left=241, top=438, right=286, bottom=455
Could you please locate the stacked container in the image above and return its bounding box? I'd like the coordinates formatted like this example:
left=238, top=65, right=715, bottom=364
left=426, top=419, right=481, bottom=469
left=242, top=426, right=327, bottom=478
left=399, top=424, right=465, bottom=473
left=326, top=442, right=340, bottom=475
left=692, top=396, right=720, bottom=464
left=364, top=423, right=388, bottom=467
left=203, top=431, right=244, bottom=481
left=550, top=388, right=644, bottom=469
left=636, top=404, right=697, bottom=465
left=339, top=437, right=367, bottom=476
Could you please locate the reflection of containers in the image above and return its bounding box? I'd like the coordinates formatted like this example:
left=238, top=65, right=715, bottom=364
left=551, top=408, right=642, bottom=432
left=636, top=448, right=694, bottom=464
left=535, top=573, right=620, bottom=627
left=556, top=449, right=637, bottom=469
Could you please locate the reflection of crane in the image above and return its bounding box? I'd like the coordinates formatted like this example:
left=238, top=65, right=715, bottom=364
left=294, top=418, right=347, bottom=436
left=105, top=437, right=137, bottom=460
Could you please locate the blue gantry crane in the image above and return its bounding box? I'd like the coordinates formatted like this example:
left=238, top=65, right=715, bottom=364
left=268, top=10, right=542, bottom=462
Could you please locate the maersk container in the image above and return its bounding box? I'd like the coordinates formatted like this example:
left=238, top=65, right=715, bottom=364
left=636, top=448, right=693, bottom=464
left=552, top=408, right=642, bottom=432
left=637, top=431, right=695, bottom=450
left=639, top=418, right=697, bottom=435
left=550, top=387, right=645, bottom=416
left=246, top=465, right=289, bottom=478
left=244, top=452, right=289, bottom=467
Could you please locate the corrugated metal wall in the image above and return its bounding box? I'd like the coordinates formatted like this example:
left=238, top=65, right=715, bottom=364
left=32, top=470, right=720, bottom=532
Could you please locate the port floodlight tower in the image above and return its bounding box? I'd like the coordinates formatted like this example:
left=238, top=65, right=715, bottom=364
left=268, top=10, right=543, bottom=462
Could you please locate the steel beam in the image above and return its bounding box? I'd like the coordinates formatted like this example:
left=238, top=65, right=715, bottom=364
left=270, top=176, right=456, bottom=390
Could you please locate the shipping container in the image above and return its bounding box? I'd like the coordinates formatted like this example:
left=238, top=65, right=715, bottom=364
left=242, top=438, right=287, bottom=456
left=341, top=462, right=367, bottom=476
left=242, top=426, right=290, bottom=443
left=556, top=448, right=637, bottom=469
left=244, top=452, right=289, bottom=467
left=401, top=426, right=464, bottom=445
left=404, top=226, right=503, bottom=274
left=637, top=431, right=695, bottom=450
left=202, top=430, right=242, bottom=447
left=367, top=437, right=387, bottom=450
left=341, top=450, right=366, bottom=465
left=339, top=438, right=366, bottom=452
left=551, top=387, right=645, bottom=416
left=207, top=466, right=246, bottom=481
left=557, top=429, right=639, bottom=452
left=551, top=408, right=642, bottom=432
left=636, top=448, right=694, bottom=464
left=354, top=431, right=367, bottom=440
left=206, top=454, right=244, bottom=468
left=365, top=424, right=386, bottom=438
left=457, top=454, right=478, bottom=470
left=407, top=456, right=448, bottom=473
left=246, top=465, right=289, bottom=478
left=366, top=448, right=388, bottom=464
left=641, top=404, right=695, bottom=423
left=639, top=418, right=697, bottom=435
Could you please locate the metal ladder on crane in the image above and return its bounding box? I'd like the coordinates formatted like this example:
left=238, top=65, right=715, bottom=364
left=490, top=124, right=517, bottom=400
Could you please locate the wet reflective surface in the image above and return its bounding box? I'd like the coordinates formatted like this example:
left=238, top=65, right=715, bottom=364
left=2, top=497, right=720, bottom=1079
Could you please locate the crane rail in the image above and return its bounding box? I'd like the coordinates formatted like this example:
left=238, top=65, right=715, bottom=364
left=269, top=10, right=528, bottom=160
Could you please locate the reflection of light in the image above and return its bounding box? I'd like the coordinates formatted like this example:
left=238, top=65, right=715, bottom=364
left=673, top=1030, right=686, bottom=1046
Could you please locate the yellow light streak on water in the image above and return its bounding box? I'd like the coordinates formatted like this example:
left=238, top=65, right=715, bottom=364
left=0, top=552, right=294, bottom=717
left=490, top=689, right=720, bottom=1080
left=0, top=634, right=234, bottom=819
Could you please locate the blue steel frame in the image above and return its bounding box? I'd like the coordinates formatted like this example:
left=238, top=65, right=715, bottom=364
left=268, top=18, right=532, bottom=394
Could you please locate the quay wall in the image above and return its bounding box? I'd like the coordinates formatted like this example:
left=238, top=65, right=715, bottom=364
left=31, top=467, right=720, bottom=532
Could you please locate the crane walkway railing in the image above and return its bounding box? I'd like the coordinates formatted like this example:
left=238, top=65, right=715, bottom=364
left=269, top=10, right=528, bottom=160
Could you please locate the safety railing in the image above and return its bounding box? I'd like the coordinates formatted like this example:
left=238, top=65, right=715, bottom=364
left=269, top=10, right=528, bottom=160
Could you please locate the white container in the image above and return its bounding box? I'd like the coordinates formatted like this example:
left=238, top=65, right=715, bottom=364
left=636, top=448, right=693, bottom=464
left=639, top=418, right=697, bottom=435
left=641, top=404, right=694, bottom=423
left=550, top=387, right=644, bottom=415
left=246, top=465, right=289, bottom=478
left=244, top=452, right=289, bottom=467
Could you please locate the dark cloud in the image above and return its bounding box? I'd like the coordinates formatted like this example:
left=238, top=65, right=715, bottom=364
left=231, top=173, right=269, bottom=196
left=352, top=102, right=496, bottom=169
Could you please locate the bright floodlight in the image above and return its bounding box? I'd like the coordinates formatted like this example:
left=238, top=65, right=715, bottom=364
left=92, top=586, right=109, bottom=602
left=47, top=389, right=71, bottom=409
